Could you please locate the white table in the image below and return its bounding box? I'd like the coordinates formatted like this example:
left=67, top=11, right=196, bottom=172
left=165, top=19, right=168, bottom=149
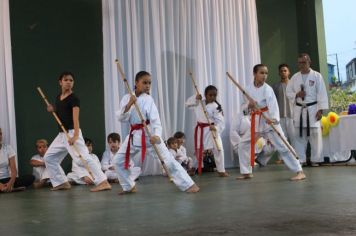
left=322, top=114, right=356, bottom=162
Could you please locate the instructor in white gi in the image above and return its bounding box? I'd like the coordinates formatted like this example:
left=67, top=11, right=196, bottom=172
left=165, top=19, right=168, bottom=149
left=286, top=54, right=329, bottom=165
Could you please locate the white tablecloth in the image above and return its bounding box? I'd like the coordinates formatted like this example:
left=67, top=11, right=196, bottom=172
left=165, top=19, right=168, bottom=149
left=322, top=114, right=356, bottom=162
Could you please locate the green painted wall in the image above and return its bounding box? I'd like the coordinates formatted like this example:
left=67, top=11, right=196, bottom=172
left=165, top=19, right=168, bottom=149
left=256, top=0, right=328, bottom=85
left=10, top=0, right=105, bottom=174
left=256, top=0, right=300, bottom=84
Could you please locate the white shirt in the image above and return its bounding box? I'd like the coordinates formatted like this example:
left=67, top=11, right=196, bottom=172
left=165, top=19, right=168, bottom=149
left=169, top=148, right=188, bottom=164
left=286, top=69, right=329, bottom=127
left=230, top=112, right=252, bottom=151
left=116, top=93, right=162, bottom=146
left=0, top=144, right=16, bottom=179
left=101, top=150, right=116, bottom=171
left=31, top=154, right=45, bottom=163
left=72, top=153, right=100, bottom=178
left=243, top=82, right=280, bottom=132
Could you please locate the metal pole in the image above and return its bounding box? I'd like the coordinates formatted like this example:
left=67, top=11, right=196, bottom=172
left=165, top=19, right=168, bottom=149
left=335, top=53, right=341, bottom=84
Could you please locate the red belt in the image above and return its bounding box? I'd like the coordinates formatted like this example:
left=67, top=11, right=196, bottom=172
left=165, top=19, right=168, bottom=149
left=250, top=107, right=268, bottom=167
left=125, top=120, right=150, bottom=169
left=194, top=122, right=213, bottom=175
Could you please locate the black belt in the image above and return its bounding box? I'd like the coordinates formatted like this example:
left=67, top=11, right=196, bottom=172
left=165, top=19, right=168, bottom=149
left=296, top=101, right=317, bottom=137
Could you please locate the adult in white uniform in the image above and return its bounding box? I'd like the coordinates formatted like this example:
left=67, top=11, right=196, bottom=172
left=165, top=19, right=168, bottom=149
left=286, top=54, right=329, bottom=165
left=114, top=71, right=199, bottom=194
left=186, top=85, right=228, bottom=177
left=236, top=64, right=305, bottom=180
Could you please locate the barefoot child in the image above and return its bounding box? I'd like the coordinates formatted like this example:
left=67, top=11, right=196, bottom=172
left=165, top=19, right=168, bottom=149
left=67, top=138, right=101, bottom=185
left=114, top=71, right=199, bottom=194
left=236, top=64, right=305, bottom=181
left=186, top=85, right=228, bottom=177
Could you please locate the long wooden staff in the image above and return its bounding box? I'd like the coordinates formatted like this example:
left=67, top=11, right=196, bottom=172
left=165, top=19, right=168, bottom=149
left=226, top=72, right=299, bottom=160
left=188, top=72, right=222, bottom=175
left=115, top=59, right=172, bottom=180
left=188, top=72, right=222, bottom=151
left=37, top=87, right=95, bottom=179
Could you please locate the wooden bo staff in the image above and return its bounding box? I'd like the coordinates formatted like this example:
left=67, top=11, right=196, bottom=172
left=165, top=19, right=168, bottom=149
left=115, top=59, right=173, bottom=180
left=37, top=87, right=95, bottom=179
left=226, top=72, right=299, bottom=160
left=188, top=72, right=222, bottom=152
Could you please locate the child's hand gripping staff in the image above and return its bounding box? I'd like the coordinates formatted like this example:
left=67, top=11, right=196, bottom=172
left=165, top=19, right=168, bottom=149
left=188, top=72, right=222, bottom=175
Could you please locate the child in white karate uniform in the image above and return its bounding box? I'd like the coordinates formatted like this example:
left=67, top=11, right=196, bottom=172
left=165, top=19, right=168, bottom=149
left=67, top=138, right=101, bottom=185
left=230, top=110, right=274, bottom=179
left=236, top=64, right=305, bottom=181
left=186, top=85, right=228, bottom=177
left=30, top=139, right=50, bottom=188
left=101, top=133, right=140, bottom=183
left=114, top=71, right=199, bottom=194
left=167, top=137, right=194, bottom=176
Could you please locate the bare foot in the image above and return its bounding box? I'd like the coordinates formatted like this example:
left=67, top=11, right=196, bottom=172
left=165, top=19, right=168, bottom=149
left=51, top=182, right=71, bottom=191
left=236, top=174, right=254, bottom=180
left=33, top=180, right=47, bottom=189
left=90, top=180, right=112, bottom=192
left=108, top=178, right=120, bottom=184
left=218, top=172, right=229, bottom=177
left=290, top=172, right=306, bottom=181
left=118, top=185, right=137, bottom=195
left=185, top=184, right=200, bottom=193
left=275, top=160, right=283, bottom=164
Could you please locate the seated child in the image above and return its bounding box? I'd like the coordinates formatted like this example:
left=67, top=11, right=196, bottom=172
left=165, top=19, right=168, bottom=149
left=101, top=133, right=140, bottom=183
left=67, top=138, right=101, bottom=185
left=167, top=137, right=195, bottom=176
left=30, top=139, right=50, bottom=188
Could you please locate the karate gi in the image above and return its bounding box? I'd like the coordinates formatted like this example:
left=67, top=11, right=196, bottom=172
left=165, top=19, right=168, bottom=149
left=185, top=95, right=226, bottom=173
left=286, top=69, right=329, bottom=163
left=31, top=154, right=50, bottom=181
left=230, top=111, right=274, bottom=174
left=67, top=153, right=101, bottom=184
left=242, top=83, right=302, bottom=173
left=114, top=93, right=195, bottom=192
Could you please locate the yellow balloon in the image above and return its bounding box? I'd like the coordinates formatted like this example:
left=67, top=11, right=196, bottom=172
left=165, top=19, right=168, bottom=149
left=327, top=112, right=339, bottom=127
left=321, top=116, right=330, bottom=136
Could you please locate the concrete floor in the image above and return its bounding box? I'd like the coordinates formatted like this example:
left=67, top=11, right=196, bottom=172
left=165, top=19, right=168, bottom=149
left=1, top=166, right=356, bottom=236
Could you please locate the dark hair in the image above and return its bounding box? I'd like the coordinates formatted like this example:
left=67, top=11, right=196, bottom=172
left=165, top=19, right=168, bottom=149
left=135, top=71, right=151, bottom=82
left=278, top=63, right=289, bottom=71
left=253, top=64, right=267, bottom=74
left=173, top=131, right=185, bottom=139
left=84, top=137, right=93, bottom=145
left=167, top=137, right=177, bottom=146
left=298, top=53, right=311, bottom=63
left=204, top=85, right=223, bottom=113
left=107, top=133, right=121, bottom=143
left=58, top=71, right=75, bottom=81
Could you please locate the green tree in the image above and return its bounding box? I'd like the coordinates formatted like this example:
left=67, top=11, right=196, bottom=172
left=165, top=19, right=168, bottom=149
left=329, top=88, right=356, bottom=113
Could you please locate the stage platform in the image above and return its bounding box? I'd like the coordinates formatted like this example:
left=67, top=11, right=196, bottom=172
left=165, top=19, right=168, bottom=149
left=1, top=165, right=356, bottom=236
